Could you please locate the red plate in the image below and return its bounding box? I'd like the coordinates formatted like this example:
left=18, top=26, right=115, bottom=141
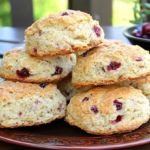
left=0, top=119, right=149, bottom=150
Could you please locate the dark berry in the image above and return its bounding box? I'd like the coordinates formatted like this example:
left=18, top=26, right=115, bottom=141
left=19, top=112, right=22, bottom=116
left=16, top=68, right=30, bottom=79
left=142, top=23, right=150, bottom=35
left=135, top=57, right=143, bottom=61
left=34, top=48, right=37, bottom=53
left=131, top=29, right=143, bottom=38
left=111, top=115, right=122, bottom=124
left=94, top=25, right=101, bottom=37
left=62, top=12, right=69, bottom=16
left=58, top=103, right=63, bottom=112
left=52, top=66, right=63, bottom=76
left=107, top=62, right=121, bottom=71
left=82, top=52, right=87, bottom=57
left=91, top=105, right=98, bottom=114
left=114, top=100, right=122, bottom=111
left=143, top=34, right=150, bottom=39
left=39, top=83, right=48, bottom=88
left=82, top=97, right=89, bottom=102
left=64, top=90, right=70, bottom=96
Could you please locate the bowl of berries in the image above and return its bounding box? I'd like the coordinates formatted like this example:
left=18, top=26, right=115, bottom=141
left=123, top=23, right=150, bottom=50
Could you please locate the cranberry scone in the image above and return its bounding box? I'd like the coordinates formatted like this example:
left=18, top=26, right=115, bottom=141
left=0, top=81, right=66, bottom=128
left=131, top=76, right=150, bottom=101
left=72, top=41, right=150, bottom=88
left=57, top=75, right=92, bottom=101
left=0, top=47, right=76, bottom=83
left=25, top=10, right=104, bottom=58
left=65, top=85, right=150, bottom=135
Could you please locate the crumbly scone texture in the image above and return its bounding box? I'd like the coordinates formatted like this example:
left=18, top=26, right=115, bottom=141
left=131, top=76, right=150, bottom=101
left=24, top=10, right=104, bottom=58
left=0, top=47, right=76, bottom=83
left=57, top=75, right=92, bottom=101
left=76, top=39, right=125, bottom=57
left=101, top=39, right=126, bottom=44
left=65, top=85, right=150, bottom=135
left=0, top=81, right=66, bottom=128
left=72, top=41, right=150, bottom=88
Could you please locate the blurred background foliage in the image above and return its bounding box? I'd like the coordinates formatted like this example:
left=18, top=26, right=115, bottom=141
left=0, top=0, right=68, bottom=27
left=33, top=0, right=68, bottom=21
left=0, top=0, right=140, bottom=27
left=0, top=0, right=11, bottom=26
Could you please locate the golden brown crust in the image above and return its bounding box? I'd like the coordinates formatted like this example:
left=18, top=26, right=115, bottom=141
left=28, top=42, right=100, bottom=58
left=65, top=85, right=150, bottom=135
left=0, top=81, right=66, bottom=128
left=0, top=74, right=65, bottom=83
left=25, top=10, right=93, bottom=36
left=25, top=10, right=104, bottom=57
left=72, top=40, right=150, bottom=88
left=66, top=117, right=147, bottom=135
left=73, top=73, right=150, bottom=88
left=0, top=81, right=56, bottom=100
left=0, top=47, right=76, bottom=83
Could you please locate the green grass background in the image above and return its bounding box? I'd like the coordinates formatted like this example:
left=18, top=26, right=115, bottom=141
left=0, top=0, right=137, bottom=27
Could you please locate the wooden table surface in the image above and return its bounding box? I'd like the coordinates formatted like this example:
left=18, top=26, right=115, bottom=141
left=0, top=26, right=149, bottom=150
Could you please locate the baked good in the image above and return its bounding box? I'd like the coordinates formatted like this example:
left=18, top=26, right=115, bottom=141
left=0, top=81, right=66, bottom=128
left=57, top=75, right=92, bottom=101
left=65, top=85, right=150, bottom=135
left=76, top=39, right=125, bottom=57
left=101, top=39, right=126, bottom=44
left=0, top=47, right=76, bottom=83
left=72, top=41, right=150, bottom=88
left=131, top=76, right=150, bottom=101
left=24, top=10, right=104, bottom=58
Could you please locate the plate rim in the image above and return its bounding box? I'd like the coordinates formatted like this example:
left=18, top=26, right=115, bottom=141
left=0, top=132, right=149, bottom=150
left=123, top=25, right=150, bottom=43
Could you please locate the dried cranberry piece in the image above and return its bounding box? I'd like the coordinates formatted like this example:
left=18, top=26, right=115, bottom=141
left=19, top=112, right=22, bottom=116
left=58, top=103, right=63, bottom=112
left=82, top=97, right=89, bottom=102
left=52, top=66, right=63, bottom=76
left=91, top=105, right=99, bottom=114
left=135, top=57, right=143, bottom=61
left=39, top=83, right=48, bottom=88
left=34, top=48, right=37, bottom=53
left=82, top=52, right=87, bottom=57
left=143, top=34, right=150, bottom=39
left=94, top=25, right=101, bottom=37
left=107, top=61, right=121, bottom=71
left=111, top=115, right=122, bottom=124
left=114, top=100, right=122, bottom=111
left=62, top=12, right=69, bottom=16
left=16, top=68, right=30, bottom=79
left=131, top=29, right=143, bottom=38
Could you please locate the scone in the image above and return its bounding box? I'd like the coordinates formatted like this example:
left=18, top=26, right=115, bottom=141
left=0, top=47, right=76, bottom=83
left=76, top=39, right=125, bottom=57
left=131, top=76, right=150, bottom=101
left=57, top=75, right=92, bottom=101
left=25, top=10, right=104, bottom=58
left=65, top=85, right=150, bottom=135
left=72, top=41, right=150, bottom=88
left=0, top=81, right=66, bottom=128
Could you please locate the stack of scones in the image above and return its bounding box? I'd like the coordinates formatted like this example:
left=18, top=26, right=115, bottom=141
left=0, top=10, right=149, bottom=135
